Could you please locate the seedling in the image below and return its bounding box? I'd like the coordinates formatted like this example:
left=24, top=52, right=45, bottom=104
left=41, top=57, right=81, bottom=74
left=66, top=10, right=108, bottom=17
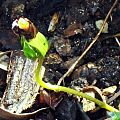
left=12, top=17, right=119, bottom=112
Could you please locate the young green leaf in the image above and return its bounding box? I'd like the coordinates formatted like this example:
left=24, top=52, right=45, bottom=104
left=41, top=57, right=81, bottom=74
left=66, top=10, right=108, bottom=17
left=29, top=32, right=49, bottom=57
left=20, top=35, right=40, bottom=59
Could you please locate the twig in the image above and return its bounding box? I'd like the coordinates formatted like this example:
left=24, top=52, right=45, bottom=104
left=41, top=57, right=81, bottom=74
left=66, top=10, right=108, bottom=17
left=100, top=33, right=120, bottom=41
left=107, top=90, right=120, bottom=103
left=36, top=60, right=119, bottom=112
left=115, top=37, right=120, bottom=47
left=57, top=0, right=118, bottom=85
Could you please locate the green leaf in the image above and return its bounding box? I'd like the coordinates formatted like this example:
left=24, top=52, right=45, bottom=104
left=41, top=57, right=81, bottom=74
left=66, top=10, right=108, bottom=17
left=20, top=32, right=49, bottom=59
left=20, top=35, right=40, bottom=59
left=23, top=41, right=39, bottom=59
left=29, top=32, right=49, bottom=57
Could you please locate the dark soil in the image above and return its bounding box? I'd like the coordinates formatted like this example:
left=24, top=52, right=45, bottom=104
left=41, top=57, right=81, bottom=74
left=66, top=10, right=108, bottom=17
left=0, top=0, right=120, bottom=120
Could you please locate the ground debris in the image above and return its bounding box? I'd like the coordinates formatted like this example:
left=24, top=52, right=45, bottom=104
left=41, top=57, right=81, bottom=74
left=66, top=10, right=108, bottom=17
left=48, top=13, right=59, bottom=32
left=54, top=37, right=72, bottom=56
left=1, top=51, right=40, bottom=113
left=102, top=86, right=117, bottom=96
left=82, top=91, right=95, bottom=112
left=95, top=20, right=108, bottom=33
left=0, top=0, right=119, bottom=119
left=0, top=54, right=9, bottom=71
left=64, top=22, right=83, bottom=37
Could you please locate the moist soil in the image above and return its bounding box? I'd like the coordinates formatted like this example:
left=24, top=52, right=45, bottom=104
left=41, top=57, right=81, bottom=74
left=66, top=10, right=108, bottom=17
left=0, top=0, right=120, bottom=120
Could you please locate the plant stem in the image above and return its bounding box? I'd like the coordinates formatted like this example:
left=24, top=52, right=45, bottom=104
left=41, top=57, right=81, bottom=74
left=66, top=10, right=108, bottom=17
left=35, top=59, right=119, bottom=112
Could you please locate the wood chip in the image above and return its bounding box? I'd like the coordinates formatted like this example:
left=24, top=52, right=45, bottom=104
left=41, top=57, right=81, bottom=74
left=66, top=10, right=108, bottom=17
left=1, top=51, right=44, bottom=113
left=48, top=13, right=59, bottom=32
left=82, top=91, right=95, bottom=112
left=102, top=86, right=117, bottom=96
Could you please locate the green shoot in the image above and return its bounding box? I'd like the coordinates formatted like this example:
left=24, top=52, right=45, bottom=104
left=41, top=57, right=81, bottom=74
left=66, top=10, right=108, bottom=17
left=13, top=17, right=119, bottom=112
left=35, top=58, right=119, bottom=112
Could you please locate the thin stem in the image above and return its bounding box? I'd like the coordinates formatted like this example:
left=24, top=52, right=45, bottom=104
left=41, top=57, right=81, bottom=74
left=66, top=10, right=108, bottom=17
left=35, top=60, right=119, bottom=112
left=34, top=0, right=119, bottom=112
